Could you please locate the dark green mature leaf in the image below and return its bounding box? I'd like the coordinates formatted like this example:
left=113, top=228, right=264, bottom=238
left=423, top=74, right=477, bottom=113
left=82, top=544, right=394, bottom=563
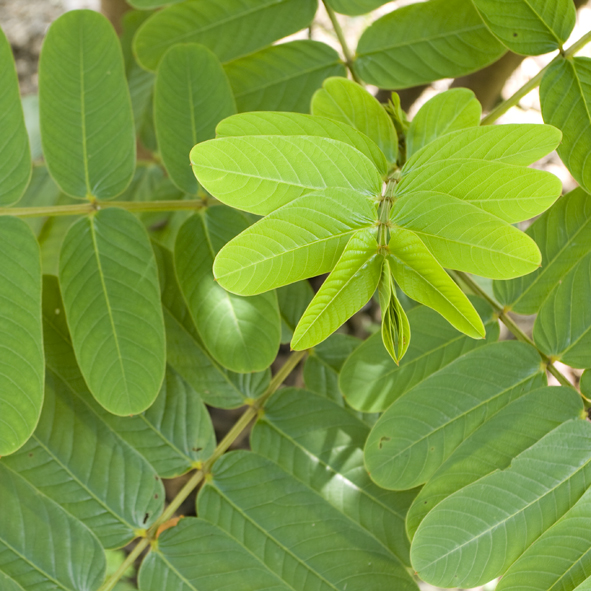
left=472, top=0, right=576, bottom=55
left=59, top=208, right=166, bottom=415
left=0, top=27, right=31, bottom=206
left=39, top=10, right=135, bottom=200
left=406, top=89, right=481, bottom=158
left=411, top=419, right=591, bottom=588
left=582, top=369, right=591, bottom=398
left=277, top=280, right=314, bottom=343
left=388, top=226, right=485, bottom=337
left=303, top=333, right=361, bottom=402
left=365, top=341, right=546, bottom=490
left=312, top=77, right=397, bottom=164
left=134, top=0, right=318, bottom=71
left=391, top=191, right=541, bottom=279
left=541, top=57, right=591, bottom=193
left=0, top=463, right=105, bottom=590
left=175, top=208, right=280, bottom=373
left=354, top=0, right=506, bottom=89
left=0, top=217, right=43, bottom=457
left=406, top=386, right=583, bottom=540
left=199, top=451, right=419, bottom=590
left=155, top=242, right=271, bottom=409
left=534, top=252, right=591, bottom=368
left=191, top=135, right=382, bottom=215
left=213, top=189, right=378, bottom=295
left=154, top=43, right=236, bottom=195
left=251, top=387, right=418, bottom=566
left=340, top=298, right=498, bottom=412
left=325, top=0, right=392, bottom=15
left=494, top=189, right=591, bottom=314
left=217, top=111, right=388, bottom=175
left=224, top=41, right=345, bottom=113
left=292, top=229, right=382, bottom=350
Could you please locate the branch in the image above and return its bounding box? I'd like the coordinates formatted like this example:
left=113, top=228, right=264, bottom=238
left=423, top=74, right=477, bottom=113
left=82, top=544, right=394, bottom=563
left=97, top=350, right=307, bottom=591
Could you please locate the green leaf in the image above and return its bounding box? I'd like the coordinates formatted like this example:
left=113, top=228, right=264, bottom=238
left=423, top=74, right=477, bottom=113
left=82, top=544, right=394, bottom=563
left=406, top=386, right=583, bottom=540
left=410, top=419, right=591, bottom=588
left=364, top=341, right=546, bottom=490
left=251, top=387, right=419, bottom=566
left=303, top=333, right=361, bottom=402
left=154, top=43, right=236, bottom=195
left=0, top=27, right=31, bottom=206
left=213, top=188, right=378, bottom=295
left=22, top=94, right=42, bottom=161
left=534, top=252, right=591, bottom=368
left=217, top=111, right=388, bottom=175
left=175, top=208, right=280, bottom=373
left=379, top=259, right=411, bottom=363
left=277, top=280, right=314, bottom=343
left=324, top=0, right=393, bottom=15
left=291, top=229, right=382, bottom=350
left=0, top=217, right=43, bottom=456
left=0, top=463, right=105, bottom=590
left=156, top=242, right=271, bottom=408
left=354, top=0, right=506, bottom=89
left=472, top=0, right=576, bottom=55
left=311, top=77, right=397, bottom=164
left=406, top=88, right=481, bottom=158
left=0, top=573, right=24, bottom=591
left=391, top=191, right=542, bottom=279
left=541, top=57, right=591, bottom=193
left=494, top=188, right=591, bottom=314
left=403, top=123, right=561, bottom=168
left=39, top=10, right=135, bottom=200
left=224, top=40, right=346, bottom=113
left=59, top=208, right=166, bottom=415
left=388, top=226, right=485, bottom=338
left=576, top=579, right=591, bottom=591
left=192, top=134, right=382, bottom=215
left=128, top=0, right=181, bottom=8
left=340, top=298, right=499, bottom=412
left=133, top=0, right=318, bottom=71
left=582, top=369, right=591, bottom=399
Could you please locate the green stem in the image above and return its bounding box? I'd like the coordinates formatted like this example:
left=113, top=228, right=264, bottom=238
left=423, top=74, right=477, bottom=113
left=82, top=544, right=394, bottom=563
left=97, top=350, right=307, bottom=591
left=481, top=29, right=591, bottom=125
left=453, top=271, right=576, bottom=390
left=322, top=1, right=364, bottom=85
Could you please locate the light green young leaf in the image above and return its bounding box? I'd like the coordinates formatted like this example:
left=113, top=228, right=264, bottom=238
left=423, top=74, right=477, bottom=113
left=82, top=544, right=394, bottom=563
left=534, top=252, right=591, bottom=368
left=0, top=27, right=31, bottom=206
left=406, top=386, right=583, bottom=540
left=388, top=226, right=485, bottom=338
left=175, top=207, right=280, bottom=373
left=410, top=419, right=591, bottom=588
left=391, top=191, right=541, bottom=279
left=59, top=208, right=166, bottom=415
left=251, top=387, right=418, bottom=566
left=324, top=0, right=392, bottom=15
left=292, top=229, right=382, bottom=350
left=494, top=188, right=591, bottom=314
left=576, top=579, right=591, bottom=591
left=541, top=57, right=591, bottom=193
left=340, top=298, right=499, bottom=413
left=406, top=88, right=481, bottom=158
left=364, top=341, right=546, bottom=490
left=397, top=159, right=562, bottom=223
left=379, top=259, right=411, bottom=363
left=0, top=218, right=43, bottom=457
left=39, top=10, right=135, bottom=200
left=472, top=0, right=576, bottom=55
left=154, top=43, right=236, bottom=195
left=191, top=135, right=382, bottom=215
left=354, top=0, right=506, bottom=89
left=403, top=123, right=561, bottom=169
left=312, top=76, right=397, bottom=164
left=277, top=280, right=314, bottom=343
left=133, top=0, right=318, bottom=71
left=155, top=242, right=271, bottom=409
left=213, top=188, right=378, bottom=295
left=217, top=111, right=388, bottom=175
left=0, top=463, right=105, bottom=590
left=224, top=40, right=346, bottom=113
